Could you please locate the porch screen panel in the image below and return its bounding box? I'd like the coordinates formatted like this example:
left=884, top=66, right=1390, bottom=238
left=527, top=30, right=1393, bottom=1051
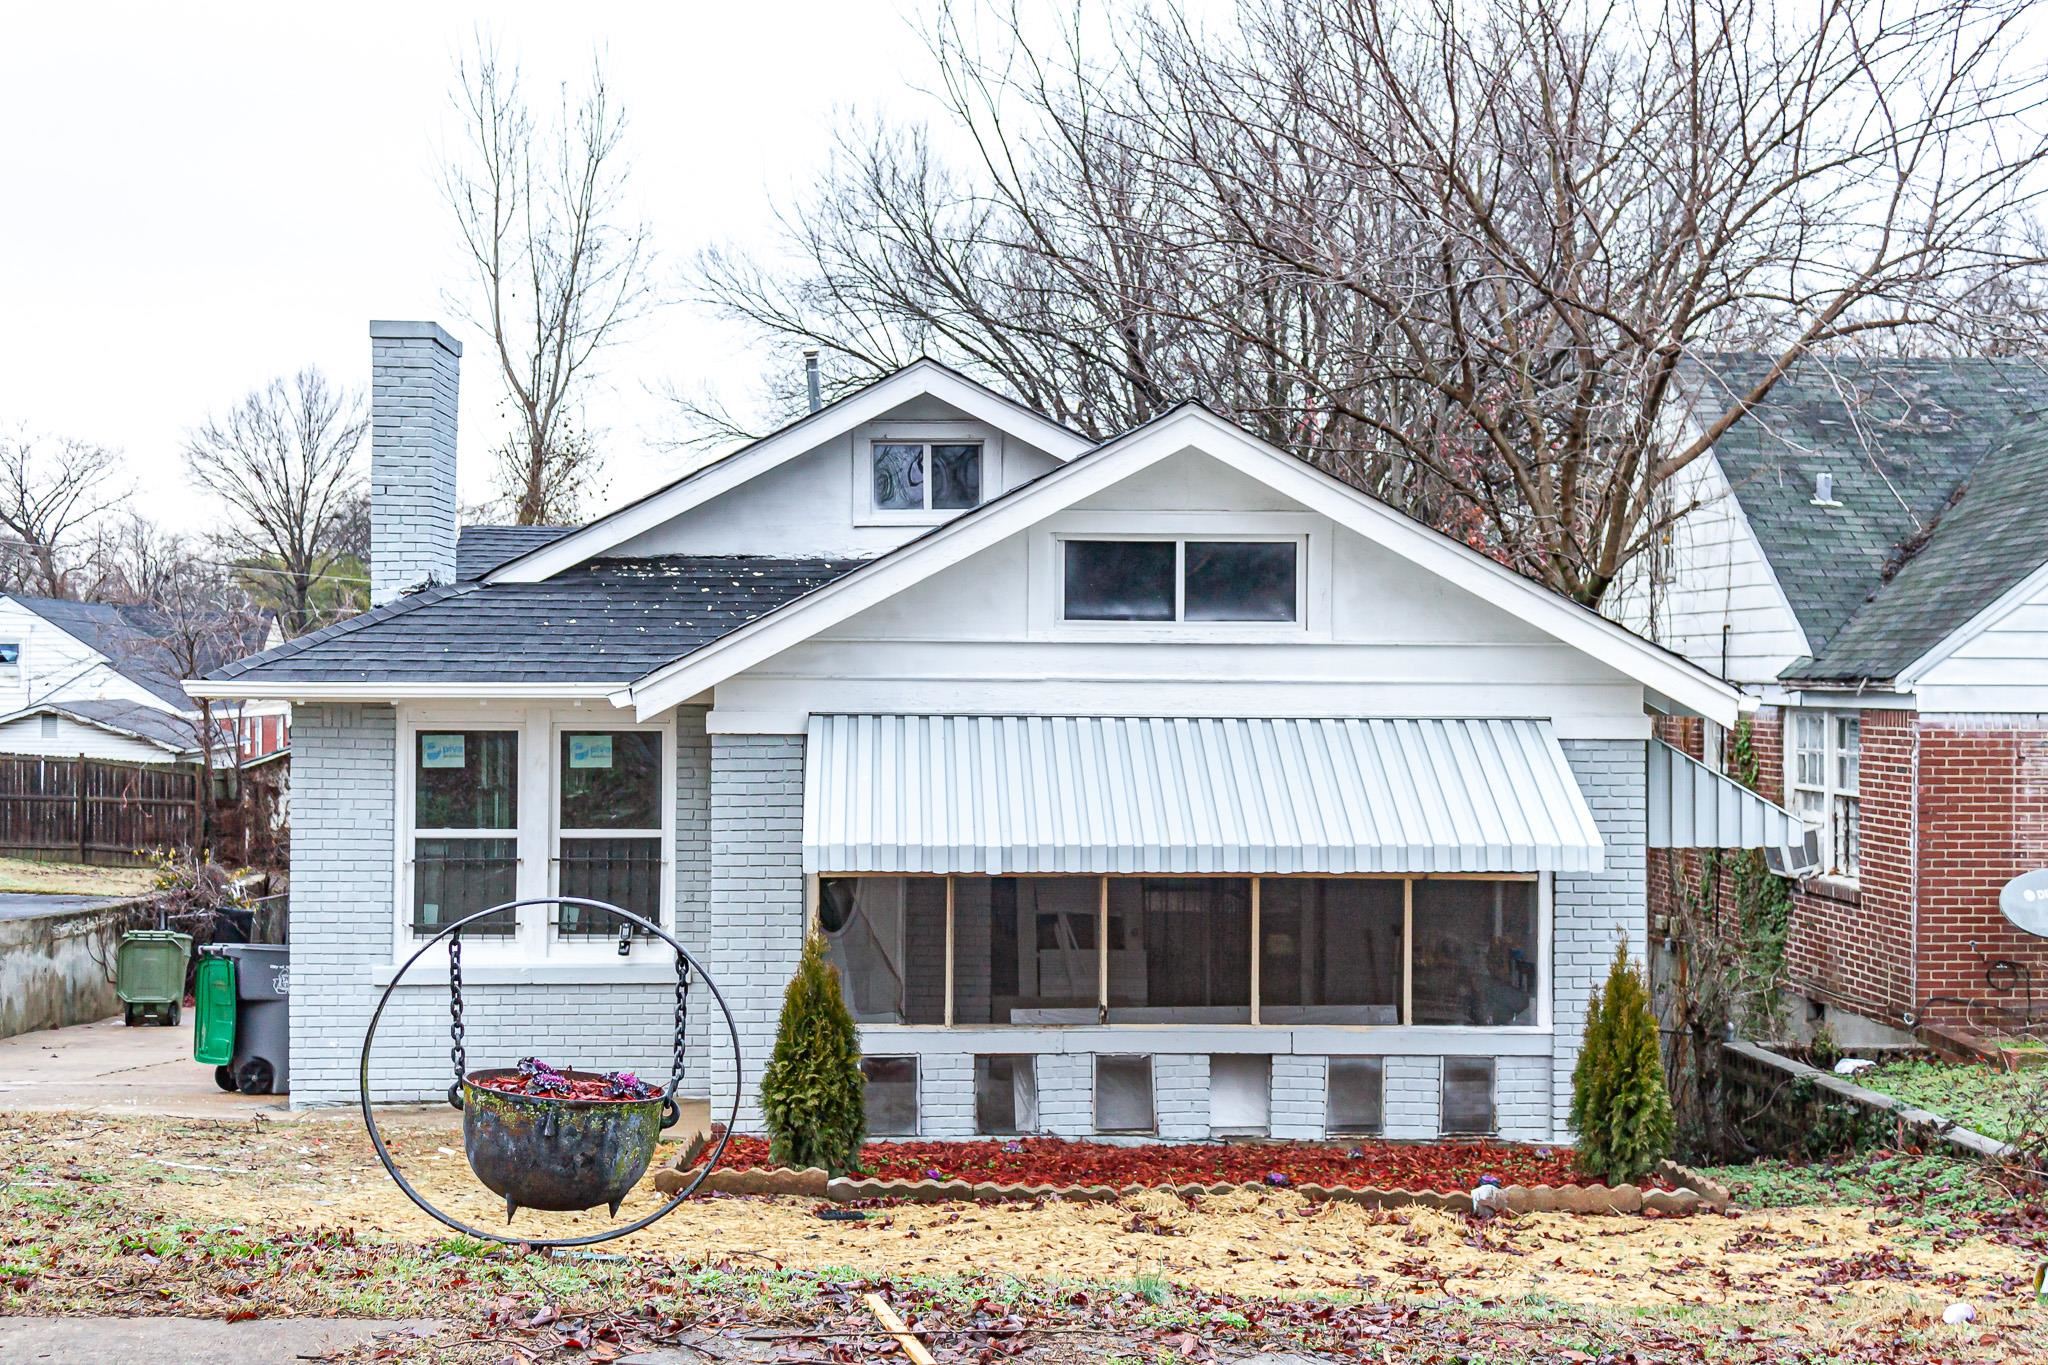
left=819, top=876, right=946, bottom=1025
left=951, top=877, right=1101, bottom=1025
left=412, top=729, right=518, bottom=937
left=1105, top=878, right=1252, bottom=1023
left=557, top=731, right=663, bottom=938
left=1258, top=879, right=1403, bottom=1024
left=1410, top=879, right=1539, bottom=1026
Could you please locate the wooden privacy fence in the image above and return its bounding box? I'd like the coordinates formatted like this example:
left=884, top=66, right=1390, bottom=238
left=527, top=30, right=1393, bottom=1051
left=0, top=755, right=197, bottom=865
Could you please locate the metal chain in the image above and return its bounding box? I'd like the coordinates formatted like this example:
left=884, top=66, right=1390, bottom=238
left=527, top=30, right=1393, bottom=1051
left=447, top=932, right=467, bottom=1107
left=670, top=951, right=691, bottom=1098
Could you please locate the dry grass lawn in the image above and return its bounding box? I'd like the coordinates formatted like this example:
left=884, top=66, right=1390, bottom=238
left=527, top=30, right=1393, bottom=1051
left=0, top=856, right=155, bottom=897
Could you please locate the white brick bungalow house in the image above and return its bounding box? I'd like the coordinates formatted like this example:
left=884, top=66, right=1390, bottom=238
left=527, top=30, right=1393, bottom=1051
left=190, top=320, right=1805, bottom=1143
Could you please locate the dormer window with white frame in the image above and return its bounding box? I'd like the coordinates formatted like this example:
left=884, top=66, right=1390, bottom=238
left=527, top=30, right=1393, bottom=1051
left=0, top=641, right=19, bottom=683
left=855, top=421, right=1002, bottom=526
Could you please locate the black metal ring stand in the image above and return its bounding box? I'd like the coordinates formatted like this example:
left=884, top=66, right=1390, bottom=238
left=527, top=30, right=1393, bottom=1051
left=360, top=897, right=741, bottom=1248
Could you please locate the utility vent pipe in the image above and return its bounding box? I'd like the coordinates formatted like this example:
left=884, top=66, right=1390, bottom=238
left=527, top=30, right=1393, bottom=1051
left=804, top=349, right=822, bottom=413
left=1811, top=471, right=1838, bottom=505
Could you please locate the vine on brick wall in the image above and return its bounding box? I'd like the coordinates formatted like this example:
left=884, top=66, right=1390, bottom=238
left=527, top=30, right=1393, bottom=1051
left=1662, top=717, right=1798, bottom=1160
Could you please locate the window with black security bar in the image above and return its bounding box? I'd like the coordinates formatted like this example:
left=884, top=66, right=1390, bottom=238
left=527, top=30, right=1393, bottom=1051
left=412, top=729, right=519, bottom=937
left=555, top=731, right=665, bottom=938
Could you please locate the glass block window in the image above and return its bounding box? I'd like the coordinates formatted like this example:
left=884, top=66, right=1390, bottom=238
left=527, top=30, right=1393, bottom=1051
left=1441, top=1057, right=1497, bottom=1134
left=1094, top=1054, right=1155, bottom=1133
left=1326, top=1057, right=1385, bottom=1135
left=863, top=1056, right=920, bottom=1135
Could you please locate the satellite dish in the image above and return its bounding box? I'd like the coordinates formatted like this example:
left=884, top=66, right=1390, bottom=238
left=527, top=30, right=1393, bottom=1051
left=1998, top=869, right=2048, bottom=938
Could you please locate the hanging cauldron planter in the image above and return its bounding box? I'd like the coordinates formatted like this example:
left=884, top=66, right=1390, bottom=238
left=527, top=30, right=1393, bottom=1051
left=360, top=898, right=740, bottom=1248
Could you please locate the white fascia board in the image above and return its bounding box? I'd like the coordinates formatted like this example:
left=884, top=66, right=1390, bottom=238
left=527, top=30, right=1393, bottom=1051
left=623, top=405, right=1743, bottom=726
left=184, top=680, right=628, bottom=703
left=1894, top=554, right=2048, bottom=691
left=488, top=362, right=1090, bottom=585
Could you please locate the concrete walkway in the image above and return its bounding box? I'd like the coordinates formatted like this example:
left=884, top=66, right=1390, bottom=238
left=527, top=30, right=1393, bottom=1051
left=0, top=1316, right=446, bottom=1362
left=0, top=1014, right=294, bottom=1119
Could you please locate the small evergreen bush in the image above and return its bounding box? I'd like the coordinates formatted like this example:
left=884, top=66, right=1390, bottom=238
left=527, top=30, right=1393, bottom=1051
left=1569, top=943, right=1676, bottom=1184
left=758, top=932, right=866, bottom=1174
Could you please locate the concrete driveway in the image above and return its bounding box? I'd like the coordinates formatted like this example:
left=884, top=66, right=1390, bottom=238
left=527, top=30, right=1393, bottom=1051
left=0, top=1013, right=293, bottom=1119
left=0, top=893, right=125, bottom=922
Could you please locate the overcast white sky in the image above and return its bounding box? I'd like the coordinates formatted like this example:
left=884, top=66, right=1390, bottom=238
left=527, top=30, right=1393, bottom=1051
left=0, top=2, right=955, bottom=526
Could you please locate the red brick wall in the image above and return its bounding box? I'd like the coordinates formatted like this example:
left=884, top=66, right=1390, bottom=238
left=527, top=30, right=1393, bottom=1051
left=1912, top=718, right=2048, bottom=1027
left=1782, top=710, right=1916, bottom=1021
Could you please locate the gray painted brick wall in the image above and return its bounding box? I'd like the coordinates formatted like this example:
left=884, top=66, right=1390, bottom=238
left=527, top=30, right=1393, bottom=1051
left=1554, top=739, right=1647, bottom=1139
left=912, top=1052, right=975, bottom=1137
left=1152, top=1054, right=1209, bottom=1138
left=292, top=703, right=673, bottom=1107
left=368, top=322, right=459, bottom=603
left=1270, top=1053, right=1325, bottom=1138
left=1034, top=1053, right=1092, bottom=1133
left=1496, top=1055, right=1551, bottom=1141
left=1383, top=1055, right=1440, bottom=1137
left=704, top=733, right=807, bottom=1129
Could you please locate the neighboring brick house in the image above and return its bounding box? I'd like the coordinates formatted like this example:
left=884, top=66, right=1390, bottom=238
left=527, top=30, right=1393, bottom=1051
left=192, top=319, right=1802, bottom=1136
left=1609, top=356, right=2048, bottom=1041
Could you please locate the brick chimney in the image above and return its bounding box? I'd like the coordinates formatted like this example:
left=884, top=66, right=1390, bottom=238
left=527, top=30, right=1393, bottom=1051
left=368, top=320, right=461, bottom=603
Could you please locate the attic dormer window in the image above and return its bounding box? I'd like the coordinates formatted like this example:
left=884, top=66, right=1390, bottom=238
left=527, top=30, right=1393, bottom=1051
left=0, top=641, right=17, bottom=681
left=872, top=440, right=981, bottom=512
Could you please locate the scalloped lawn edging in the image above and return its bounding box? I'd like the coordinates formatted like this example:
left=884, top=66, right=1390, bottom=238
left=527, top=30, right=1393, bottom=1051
left=653, top=1135, right=1725, bottom=1216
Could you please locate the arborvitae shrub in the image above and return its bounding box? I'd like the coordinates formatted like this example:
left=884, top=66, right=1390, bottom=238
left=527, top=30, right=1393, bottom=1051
left=1569, top=943, right=1676, bottom=1184
left=758, top=932, right=866, bottom=1175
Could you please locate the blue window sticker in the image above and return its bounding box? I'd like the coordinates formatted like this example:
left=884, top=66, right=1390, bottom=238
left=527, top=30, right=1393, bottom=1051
left=420, top=734, right=466, bottom=769
left=568, top=734, right=614, bottom=769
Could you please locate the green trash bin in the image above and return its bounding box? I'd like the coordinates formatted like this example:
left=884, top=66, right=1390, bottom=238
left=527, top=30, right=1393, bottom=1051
left=115, top=930, right=192, bottom=1026
left=193, top=951, right=238, bottom=1078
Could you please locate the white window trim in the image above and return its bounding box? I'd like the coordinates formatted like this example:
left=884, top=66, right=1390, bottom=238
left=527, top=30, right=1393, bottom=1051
left=395, top=703, right=675, bottom=966
left=548, top=718, right=677, bottom=954
left=1033, top=511, right=1328, bottom=642
left=1788, top=707, right=1860, bottom=883
left=852, top=420, right=1005, bottom=527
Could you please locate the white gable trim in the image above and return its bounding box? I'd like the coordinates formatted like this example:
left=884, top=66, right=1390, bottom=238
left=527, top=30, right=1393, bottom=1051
left=487, top=361, right=1091, bottom=584
left=1701, top=448, right=1814, bottom=663
left=616, top=405, right=1743, bottom=726
left=1894, top=553, right=2048, bottom=692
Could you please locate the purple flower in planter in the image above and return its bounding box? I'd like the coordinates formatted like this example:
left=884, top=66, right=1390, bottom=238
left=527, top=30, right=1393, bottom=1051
left=605, top=1070, right=650, bottom=1099
left=924, top=1167, right=945, bottom=1182
left=1535, top=1147, right=1554, bottom=1159
left=1479, top=1174, right=1503, bottom=1187
left=1001, top=1141, right=1024, bottom=1154
left=1265, top=1171, right=1291, bottom=1187
left=1346, top=1148, right=1365, bottom=1160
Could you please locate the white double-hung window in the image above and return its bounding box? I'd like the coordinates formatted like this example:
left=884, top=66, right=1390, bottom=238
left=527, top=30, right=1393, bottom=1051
left=400, top=707, right=672, bottom=958
left=1788, top=710, right=1860, bottom=880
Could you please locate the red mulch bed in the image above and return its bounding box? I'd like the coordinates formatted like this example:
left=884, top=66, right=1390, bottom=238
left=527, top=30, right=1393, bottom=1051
left=702, top=1135, right=1650, bottom=1192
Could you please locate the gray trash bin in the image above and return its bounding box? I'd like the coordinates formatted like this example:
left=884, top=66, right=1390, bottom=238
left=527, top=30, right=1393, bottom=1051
left=209, top=943, right=289, bottom=1096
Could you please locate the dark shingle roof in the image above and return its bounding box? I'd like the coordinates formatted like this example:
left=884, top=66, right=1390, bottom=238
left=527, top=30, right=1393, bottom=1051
left=456, top=525, right=574, bottom=580
left=1784, top=414, right=2048, bottom=682
left=7, top=699, right=203, bottom=754
left=1691, top=355, right=2048, bottom=657
left=8, top=595, right=191, bottom=707
left=207, top=556, right=866, bottom=685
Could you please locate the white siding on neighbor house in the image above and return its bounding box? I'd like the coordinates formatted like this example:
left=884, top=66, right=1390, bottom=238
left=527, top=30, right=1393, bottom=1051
left=710, top=449, right=1653, bottom=732
left=1908, top=563, right=2048, bottom=712
left=610, top=394, right=1063, bottom=560
left=0, top=714, right=181, bottom=764
left=0, top=598, right=179, bottom=719
left=1605, top=452, right=1808, bottom=686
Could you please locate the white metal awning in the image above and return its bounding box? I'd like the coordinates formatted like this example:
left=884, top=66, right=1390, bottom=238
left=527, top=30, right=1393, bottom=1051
left=803, top=714, right=1607, bottom=876
left=1647, top=740, right=1819, bottom=874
